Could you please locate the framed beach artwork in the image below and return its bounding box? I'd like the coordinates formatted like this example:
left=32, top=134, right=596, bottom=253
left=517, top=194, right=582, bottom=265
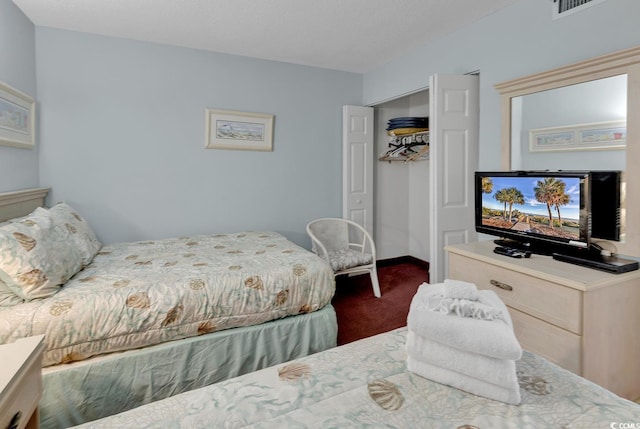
left=0, top=80, right=35, bottom=149
left=205, top=108, right=274, bottom=151
left=530, top=120, right=626, bottom=152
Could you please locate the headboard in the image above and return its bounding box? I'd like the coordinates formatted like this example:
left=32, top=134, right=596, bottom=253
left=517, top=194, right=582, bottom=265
left=0, top=188, right=50, bottom=222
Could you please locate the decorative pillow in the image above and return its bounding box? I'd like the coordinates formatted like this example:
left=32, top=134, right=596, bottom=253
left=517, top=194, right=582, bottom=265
left=0, top=279, right=23, bottom=307
left=0, top=208, right=84, bottom=300
left=47, top=202, right=102, bottom=266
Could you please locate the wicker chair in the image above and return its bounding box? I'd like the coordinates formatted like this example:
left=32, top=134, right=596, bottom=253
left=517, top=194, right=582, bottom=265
left=306, top=218, right=381, bottom=298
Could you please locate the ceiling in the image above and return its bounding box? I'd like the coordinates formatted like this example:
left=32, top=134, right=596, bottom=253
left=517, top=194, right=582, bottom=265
left=12, top=0, right=519, bottom=73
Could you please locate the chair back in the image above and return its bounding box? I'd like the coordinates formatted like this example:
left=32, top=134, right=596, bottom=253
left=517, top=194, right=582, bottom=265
left=307, top=218, right=350, bottom=252
left=306, top=217, right=381, bottom=297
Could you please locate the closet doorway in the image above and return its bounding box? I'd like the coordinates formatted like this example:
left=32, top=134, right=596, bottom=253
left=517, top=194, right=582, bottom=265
left=345, top=74, right=479, bottom=283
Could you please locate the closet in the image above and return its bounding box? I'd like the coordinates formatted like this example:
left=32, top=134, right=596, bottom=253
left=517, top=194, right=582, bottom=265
left=344, top=74, right=479, bottom=283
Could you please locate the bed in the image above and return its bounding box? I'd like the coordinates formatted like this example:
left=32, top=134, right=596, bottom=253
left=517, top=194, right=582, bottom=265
left=73, top=327, right=640, bottom=428
left=0, top=188, right=338, bottom=428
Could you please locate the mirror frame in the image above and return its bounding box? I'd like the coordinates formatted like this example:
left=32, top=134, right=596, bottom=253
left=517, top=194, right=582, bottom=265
left=495, top=46, right=640, bottom=257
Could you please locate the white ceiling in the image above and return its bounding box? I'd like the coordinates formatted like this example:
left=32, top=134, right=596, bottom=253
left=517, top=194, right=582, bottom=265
left=12, top=0, right=519, bottom=73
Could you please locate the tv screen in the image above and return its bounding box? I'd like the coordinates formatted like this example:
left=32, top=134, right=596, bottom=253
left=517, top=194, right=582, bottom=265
left=475, top=171, right=590, bottom=253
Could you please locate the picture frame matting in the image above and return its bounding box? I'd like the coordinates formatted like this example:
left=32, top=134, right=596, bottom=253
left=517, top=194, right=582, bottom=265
left=529, top=120, right=626, bottom=152
left=0, top=80, right=35, bottom=149
left=205, top=108, right=274, bottom=151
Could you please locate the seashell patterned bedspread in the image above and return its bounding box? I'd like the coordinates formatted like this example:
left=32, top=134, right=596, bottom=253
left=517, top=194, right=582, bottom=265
left=0, top=231, right=335, bottom=367
left=74, top=327, right=640, bottom=428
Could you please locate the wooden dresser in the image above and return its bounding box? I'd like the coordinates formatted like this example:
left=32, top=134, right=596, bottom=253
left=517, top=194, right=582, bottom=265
left=0, top=335, right=45, bottom=429
left=446, top=241, right=640, bottom=401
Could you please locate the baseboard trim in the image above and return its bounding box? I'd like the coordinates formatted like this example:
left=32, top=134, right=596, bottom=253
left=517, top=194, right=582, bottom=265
left=377, top=255, right=429, bottom=269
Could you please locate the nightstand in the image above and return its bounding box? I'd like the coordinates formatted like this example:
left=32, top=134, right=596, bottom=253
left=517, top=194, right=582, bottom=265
left=0, top=335, right=45, bottom=429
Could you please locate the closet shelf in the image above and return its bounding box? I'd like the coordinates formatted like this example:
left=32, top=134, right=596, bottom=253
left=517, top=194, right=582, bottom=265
left=379, top=130, right=430, bottom=163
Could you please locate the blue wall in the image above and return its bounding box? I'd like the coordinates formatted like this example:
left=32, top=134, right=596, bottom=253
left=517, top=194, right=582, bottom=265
left=6, top=0, right=640, bottom=248
left=0, top=0, right=38, bottom=191
left=36, top=29, right=362, bottom=246
left=363, top=0, right=640, bottom=171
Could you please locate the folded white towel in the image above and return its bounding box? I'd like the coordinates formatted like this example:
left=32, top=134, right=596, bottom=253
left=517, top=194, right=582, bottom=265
left=407, top=355, right=521, bottom=405
left=426, top=280, right=503, bottom=321
left=406, top=329, right=519, bottom=390
left=443, top=279, right=479, bottom=300
left=407, top=283, right=522, bottom=360
left=428, top=297, right=505, bottom=321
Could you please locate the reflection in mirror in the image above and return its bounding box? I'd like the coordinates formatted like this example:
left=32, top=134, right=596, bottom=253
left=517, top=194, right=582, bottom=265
left=496, top=46, right=640, bottom=257
left=511, top=75, right=627, bottom=170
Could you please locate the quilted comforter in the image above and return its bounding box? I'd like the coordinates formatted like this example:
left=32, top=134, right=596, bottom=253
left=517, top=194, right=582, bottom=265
left=0, top=231, right=335, bottom=366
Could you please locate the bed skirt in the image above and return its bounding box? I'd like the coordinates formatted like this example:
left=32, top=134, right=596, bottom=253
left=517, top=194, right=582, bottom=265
left=40, top=304, right=337, bottom=428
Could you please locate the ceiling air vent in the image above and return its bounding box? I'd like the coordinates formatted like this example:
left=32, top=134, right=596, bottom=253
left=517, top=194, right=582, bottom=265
left=552, top=0, right=608, bottom=19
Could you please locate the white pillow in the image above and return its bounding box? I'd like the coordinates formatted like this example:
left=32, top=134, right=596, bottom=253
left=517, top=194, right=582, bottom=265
left=0, top=214, right=36, bottom=305
left=46, top=203, right=102, bottom=266
left=0, top=208, right=84, bottom=300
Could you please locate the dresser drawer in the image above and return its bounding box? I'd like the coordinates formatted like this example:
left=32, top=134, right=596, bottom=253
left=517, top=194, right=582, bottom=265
left=448, top=253, right=583, bottom=334
left=510, top=307, right=582, bottom=375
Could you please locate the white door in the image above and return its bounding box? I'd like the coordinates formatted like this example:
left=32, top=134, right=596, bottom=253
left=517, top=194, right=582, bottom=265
left=429, top=74, right=479, bottom=283
left=342, top=105, right=374, bottom=235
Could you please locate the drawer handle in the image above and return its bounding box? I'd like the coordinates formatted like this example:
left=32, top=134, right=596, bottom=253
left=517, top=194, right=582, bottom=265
left=9, top=411, right=21, bottom=429
left=490, top=279, right=513, bottom=291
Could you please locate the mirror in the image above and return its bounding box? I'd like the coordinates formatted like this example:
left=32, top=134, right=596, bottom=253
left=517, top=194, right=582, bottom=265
left=496, top=46, right=640, bottom=257
left=511, top=75, right=626, bottom=171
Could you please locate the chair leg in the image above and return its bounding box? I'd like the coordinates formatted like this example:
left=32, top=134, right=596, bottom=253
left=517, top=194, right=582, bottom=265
left=370, top=267, right=381, bottom=298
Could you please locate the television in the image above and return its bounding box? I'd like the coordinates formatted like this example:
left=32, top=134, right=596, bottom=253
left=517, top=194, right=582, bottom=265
left=590, top=170, right=622, bottom=242
left=474, top=170, right=622, bottom=256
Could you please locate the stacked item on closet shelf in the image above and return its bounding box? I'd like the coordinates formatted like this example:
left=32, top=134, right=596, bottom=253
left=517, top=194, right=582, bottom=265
left=386, top=116, right=429, bottom=136
left=406, top=280, right=523, bottom=405
left=380, top=116, right=430, bottom=161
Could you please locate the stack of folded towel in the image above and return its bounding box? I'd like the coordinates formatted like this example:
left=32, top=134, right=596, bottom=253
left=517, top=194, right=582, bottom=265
left=406, top=279, right=523, bottom=404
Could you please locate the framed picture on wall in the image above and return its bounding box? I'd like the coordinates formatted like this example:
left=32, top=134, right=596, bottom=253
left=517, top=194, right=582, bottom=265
left=529, top=120, right=626, bottom=152
left=0, top=80, right=35, bottom=149
left=205, top=108, right=274, bottom=151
